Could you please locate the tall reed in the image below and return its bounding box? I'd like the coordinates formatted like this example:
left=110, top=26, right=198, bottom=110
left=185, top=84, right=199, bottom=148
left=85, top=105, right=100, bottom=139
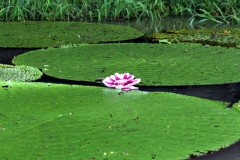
left=0, top=0, right=239, bottom=25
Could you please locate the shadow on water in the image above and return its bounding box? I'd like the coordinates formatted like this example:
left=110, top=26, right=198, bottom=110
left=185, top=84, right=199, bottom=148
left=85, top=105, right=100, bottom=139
left=37, top=73, right=240, bottom=104
left=189, top=140, right=240, bottom=160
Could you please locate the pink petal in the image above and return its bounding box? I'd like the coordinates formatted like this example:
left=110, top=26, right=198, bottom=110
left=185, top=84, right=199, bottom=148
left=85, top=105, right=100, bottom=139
left=116, top=85, right=131, bottom=91
left=129, top=86, right=138, bottom=90
left=123, top=73, right=129, bottom=79
left=121, top=88, right=131, bottom=91
left=114, top=73, right=121, bottom=80
left=116, top=79, right=128, bottom=84
left=128, top=74, right=134, bottom=80
left=123, top=78, right=141, bottom=87
left=131, top=78, right=141, bottom=85
left=102, top=77, right=116, bottom=87
left=110, top=75, right=117, bottom=81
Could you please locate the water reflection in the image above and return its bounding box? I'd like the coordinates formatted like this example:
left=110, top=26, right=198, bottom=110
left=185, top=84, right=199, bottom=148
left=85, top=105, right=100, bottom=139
left=104, top=16, right=240, bottom=36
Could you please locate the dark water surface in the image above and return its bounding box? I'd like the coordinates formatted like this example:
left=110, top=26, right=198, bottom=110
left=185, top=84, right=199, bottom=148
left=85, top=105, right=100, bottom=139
left=105, top=16, right=240, bottom=37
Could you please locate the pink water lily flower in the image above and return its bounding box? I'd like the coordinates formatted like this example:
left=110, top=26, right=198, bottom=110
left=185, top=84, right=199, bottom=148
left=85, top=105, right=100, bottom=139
left=102, top=73, right=141, bottom=91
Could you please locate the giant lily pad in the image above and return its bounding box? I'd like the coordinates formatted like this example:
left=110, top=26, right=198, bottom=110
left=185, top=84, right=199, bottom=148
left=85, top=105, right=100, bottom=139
left=12, top=43, right=240, bottom=86
left=0, top=22, right=143, bottom=48
left=0, top=64, right=42, bottom=81
left=0, top=82, right=240, bottom=159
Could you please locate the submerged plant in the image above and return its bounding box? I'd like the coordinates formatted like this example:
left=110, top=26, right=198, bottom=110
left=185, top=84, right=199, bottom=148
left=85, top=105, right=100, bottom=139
left=102, top=73, right=141, bottom=91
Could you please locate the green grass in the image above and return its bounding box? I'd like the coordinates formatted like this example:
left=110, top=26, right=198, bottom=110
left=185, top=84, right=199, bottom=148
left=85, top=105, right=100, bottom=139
left=0, top=0, right=240, bottom=25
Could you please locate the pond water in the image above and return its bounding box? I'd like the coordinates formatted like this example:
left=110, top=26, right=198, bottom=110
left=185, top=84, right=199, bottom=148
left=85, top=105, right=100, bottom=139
left=105, top=16, right=240, bottom=36
left=1, top=17, right=240, bottom=160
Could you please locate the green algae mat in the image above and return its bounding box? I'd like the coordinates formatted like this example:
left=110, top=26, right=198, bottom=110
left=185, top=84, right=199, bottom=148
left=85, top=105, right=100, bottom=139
left=13, top=43, right=240, bottom=86
left=0, top=22, right=143, bottom=48
left=0, top=64, right=42, bottom=81
left=0, top=82, right=240, bottom=159
left=149, top=28, right=240, bottom=48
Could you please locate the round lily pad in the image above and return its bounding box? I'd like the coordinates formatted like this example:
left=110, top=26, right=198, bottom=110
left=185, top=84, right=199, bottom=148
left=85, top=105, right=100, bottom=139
left=0, top=22, right=144, bottom=48
left=12, top=43, right=240, bottom=86
left=0, top=82, right=240, bottom=159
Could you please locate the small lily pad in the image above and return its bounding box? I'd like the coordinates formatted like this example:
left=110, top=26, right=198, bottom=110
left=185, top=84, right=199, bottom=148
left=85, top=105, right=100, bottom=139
left=0, top=64, right=42, bottom=81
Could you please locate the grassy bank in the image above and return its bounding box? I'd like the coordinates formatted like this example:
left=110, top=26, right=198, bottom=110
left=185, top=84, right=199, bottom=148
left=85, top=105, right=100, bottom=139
left=0, top=0, right=240, bottom=25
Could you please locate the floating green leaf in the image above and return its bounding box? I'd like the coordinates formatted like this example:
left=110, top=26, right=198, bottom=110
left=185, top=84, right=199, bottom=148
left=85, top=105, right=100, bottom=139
left=12, top=43, right=240, bottom=86
left=0, top=64, right=42, bottom=81
left=0, top=82, right=240, bottom=159
left=0, top=22, right=143, bottom=48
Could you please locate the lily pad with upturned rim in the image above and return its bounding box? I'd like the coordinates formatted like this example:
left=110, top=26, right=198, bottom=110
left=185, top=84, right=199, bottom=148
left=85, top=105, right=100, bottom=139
left=0, top=21, right=144, bottom=48
left=12, top=43, right=240, bottom=86
left=0, top=82, right=240, bottom=159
